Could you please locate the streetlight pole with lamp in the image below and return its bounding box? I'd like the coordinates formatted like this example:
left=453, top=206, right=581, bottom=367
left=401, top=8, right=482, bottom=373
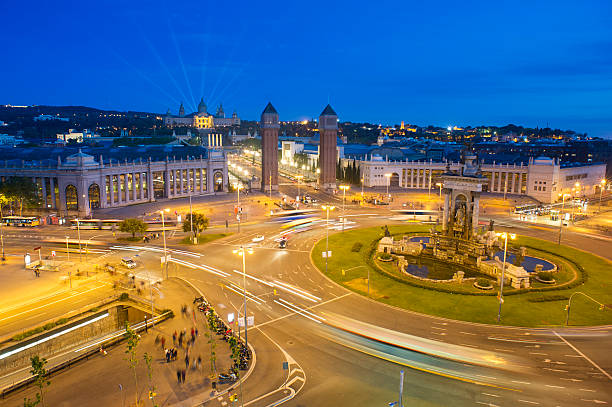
left=339, top=185, right=349, bottom=232
left=495, top=232, right=516, bottom=323
left=384, top=173, right=392, bottom=203
left=295, top=175, right=303, bottom=203
left=321, top=205, right=335, bottom=274
left=599, top=179, right=607, bottom=213
left=232, top=245, right=253, bottom=351
left=160, top=208, right=169, bottom=279
left=234, top=183, right=244, bottom=233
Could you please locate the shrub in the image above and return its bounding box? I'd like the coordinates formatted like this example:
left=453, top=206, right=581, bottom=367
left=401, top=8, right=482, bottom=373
left=476, top=278, right=492, bottom=288
left=528, top=295, right=569, bottom=303
left=118, top=293, right=130, bottom=301
left=537, top=271, right=554, bottom=281
left=378, top=252, right=392, bottom=260
left=351, top=242, right=363, bottom=252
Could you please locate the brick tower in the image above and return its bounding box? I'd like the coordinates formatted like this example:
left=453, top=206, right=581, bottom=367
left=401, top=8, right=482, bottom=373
left=318, top=104, right=338, bottom=190
left=260, top=102, right=279, bottom=192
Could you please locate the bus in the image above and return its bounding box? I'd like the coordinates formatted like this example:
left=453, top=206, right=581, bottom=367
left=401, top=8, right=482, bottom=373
left=2, top=216, right=41, bottom=227
left=269, top=209, right=317, bottom=223
left=70, top=219, right=122, bottom=230
left=391, top=210, right=439, bottom=222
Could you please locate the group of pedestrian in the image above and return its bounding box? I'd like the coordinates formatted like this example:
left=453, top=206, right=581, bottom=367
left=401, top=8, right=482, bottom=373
left=165, top=325, right=203, bottom=385
left=165, top=347, right=178, bottom=362
left=142, top=232, right=161, bottom=243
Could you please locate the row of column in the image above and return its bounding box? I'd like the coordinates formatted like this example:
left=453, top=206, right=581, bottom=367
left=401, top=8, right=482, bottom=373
left=404, top=168, right=434, bottom=189
left=489, top=171, right=525, bottom=194
left=166, top=168, right=206, bottom=198
left=37, top=177, right=57, bottom=209
left=107, top=171, right=150, bottom=207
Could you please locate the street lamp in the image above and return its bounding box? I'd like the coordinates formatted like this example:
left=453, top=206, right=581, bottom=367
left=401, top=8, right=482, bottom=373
left=565, top=291, right=606, bottom=326
left=360, top=177, right=364, bottom=198
left=339, top=185, right=350, bottom=232
left=234, top=183, right=244, bottom=233
left=321, top=205, right=335, bottom=274
left=384, top=173, right=392, bottom=202
left=599, top=179, right=606, bottom=213
left=436, top=182, right=442, bottom=198
left=160, top=208, right=169, bottom=279
left=232, top=245, right=254, bottom=351
left=295, top=175, right=303, bottom=202
left=495, top=232, right=516, bottom=323
left=558, top=193, right=571, bottom=244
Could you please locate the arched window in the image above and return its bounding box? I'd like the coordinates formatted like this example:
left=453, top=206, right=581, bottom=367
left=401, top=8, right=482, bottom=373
left=88, top=184, right=100, bottom=209
left=213, top=171, right=224, bottom=192
left=65, top=185, right=78, bottom=211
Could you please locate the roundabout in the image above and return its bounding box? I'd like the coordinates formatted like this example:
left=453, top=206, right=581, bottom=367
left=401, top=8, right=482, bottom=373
left=312, top=224, right=612, bottom=327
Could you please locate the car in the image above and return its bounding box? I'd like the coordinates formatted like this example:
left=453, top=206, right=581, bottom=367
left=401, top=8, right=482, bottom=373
left=279, top=238, right=287, bottom=248
left=121, top=257, right=137, bottom=269
left=252, top=235, right=264, bottom=243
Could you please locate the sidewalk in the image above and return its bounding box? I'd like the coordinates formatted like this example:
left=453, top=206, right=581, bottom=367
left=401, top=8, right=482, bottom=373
left=2, top=279, right=246, bottom=407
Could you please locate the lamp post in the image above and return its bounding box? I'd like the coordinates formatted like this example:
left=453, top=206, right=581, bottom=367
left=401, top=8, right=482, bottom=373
left=160, top=208, right=169, bottom=279
left=189, top=187, right=193, bottom=242
left=76, top=218, right=82, bottom=263
left=495, top=232, right=516, bottom=323
left=436, top=183, right=442, bottom=198
left=565, top=291, right=606, bottom=326
left=339, top=185, right=350, bottom=232
left=558, top=193, right=570, bottom=245
left=234, top=183, right=244, bottom=233
left=0, top=217, right=4, bottom=261
left=321, top=205, right=335, bottom=274
left=232, top=246, right=253, bottom=352
left=65, top=235, right=70, bottom=262
left=295, top=175, right=303, bottom=203
left=384, top=173, right=392, bottom=202
left=599, top=179, right=606, bottom=213
left=360, top=177, right=364, bottom=198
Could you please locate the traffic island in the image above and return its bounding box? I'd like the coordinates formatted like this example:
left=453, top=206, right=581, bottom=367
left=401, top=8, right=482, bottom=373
left=311, top=225, right=612, bottom=327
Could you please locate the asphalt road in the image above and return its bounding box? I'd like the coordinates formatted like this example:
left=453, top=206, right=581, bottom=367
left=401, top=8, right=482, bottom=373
left=0, top=189, right=610, bottom=406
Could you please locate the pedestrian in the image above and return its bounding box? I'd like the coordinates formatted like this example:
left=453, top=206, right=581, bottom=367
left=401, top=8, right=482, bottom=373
left=161, top=336, right=166, bottom=350
left=173, top=348, right=177, bottom=360
left=191, top=327, right=195, bottom=338
left=165, top=349, right=170, bottom=363
left=184, top=354, right=190, bottom=370
left=176, top=369, right=181, bottom=383
left=197, top=355, right=202, bottom=369
left=173, top=331, right=177, bottom=344
left=181, top=369, right=186, bottom=383
left=195, top=327, right=198, bottom=338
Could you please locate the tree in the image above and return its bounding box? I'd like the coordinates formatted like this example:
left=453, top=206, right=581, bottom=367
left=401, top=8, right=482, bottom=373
left=205, top=311, right=218, bottom=378
left=124, top=323, right=140, bottom=405
left=143, top=352, right=158, bottom=407
left=182, top=213, right=209, bottom=237
left=119, top=218, right=148, bottom=238
left=0, top=177, right=40, bottom=216
left=24, top=355, right=49, bottom=407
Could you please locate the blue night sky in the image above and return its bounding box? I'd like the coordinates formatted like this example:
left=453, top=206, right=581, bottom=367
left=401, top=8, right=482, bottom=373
left=1, top=1, right=611, bottom=138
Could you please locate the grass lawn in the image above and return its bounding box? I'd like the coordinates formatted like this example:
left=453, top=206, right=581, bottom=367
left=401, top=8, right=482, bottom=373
left=180, top=232, right=233, bottom=245
left=312, top=225, right=612, bottom=327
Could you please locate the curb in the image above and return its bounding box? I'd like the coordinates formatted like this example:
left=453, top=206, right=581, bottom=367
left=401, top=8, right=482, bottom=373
left=172, top=277, right=258, bottom=407
left=308, top=229, right=612, bottom=332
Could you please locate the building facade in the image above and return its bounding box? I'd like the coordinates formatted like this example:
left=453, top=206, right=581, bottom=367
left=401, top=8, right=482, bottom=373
left=357, top=155, right=605, bottom=203
left=0, top=146, right=228, bottom=216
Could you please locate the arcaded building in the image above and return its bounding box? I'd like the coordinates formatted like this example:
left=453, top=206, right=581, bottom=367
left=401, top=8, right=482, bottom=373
left=0, top=145, right=228, bottom=216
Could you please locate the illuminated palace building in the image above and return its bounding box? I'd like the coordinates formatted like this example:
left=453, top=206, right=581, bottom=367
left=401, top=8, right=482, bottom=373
left=359, top=156, right=605, bottom=203
left=0, top=145, right=228, bottom=216
left=164, top=98, right=240, bottom=129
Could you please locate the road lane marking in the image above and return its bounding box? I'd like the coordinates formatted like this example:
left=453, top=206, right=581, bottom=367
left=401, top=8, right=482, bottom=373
left=545, top=384, right=565, bottom=389
left=518, top=400, right=540, bottom=405
left=0, top=284, right=106, bottom=323
left=256, top=293, right=351, bottom=329
left=553, top=331, right=612, bottom=381
left=482, top=393, right=501, bottom=397
left=512, top=380, right=531, bottom=385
